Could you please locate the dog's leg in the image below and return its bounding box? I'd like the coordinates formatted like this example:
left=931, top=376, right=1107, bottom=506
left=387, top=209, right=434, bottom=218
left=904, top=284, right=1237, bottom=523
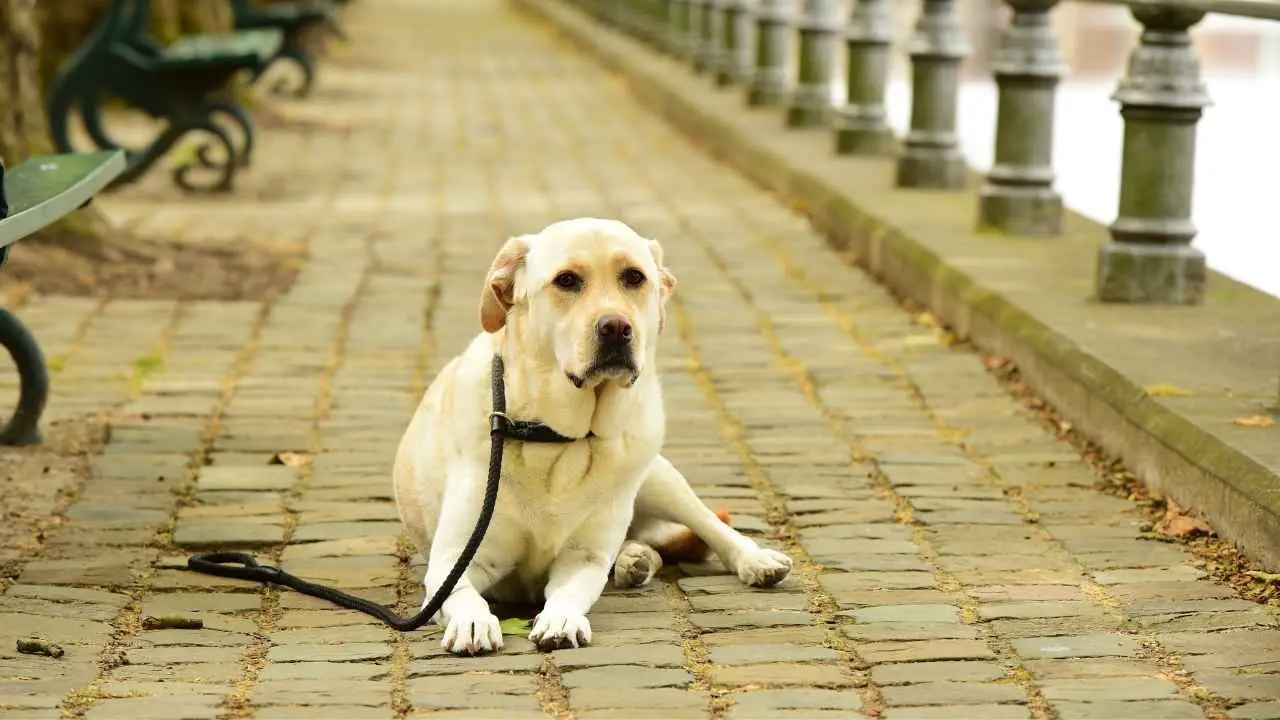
left=530, top=511, right=630, bottom=651
left=612, top=540, right=662, bottom=589
left=635, top=455, right=792, bottom=588
left=425, top=472, right=519, bottom=656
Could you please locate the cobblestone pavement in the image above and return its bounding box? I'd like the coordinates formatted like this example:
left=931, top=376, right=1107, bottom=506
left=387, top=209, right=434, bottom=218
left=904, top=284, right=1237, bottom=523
left=1, top=0, right=1278, bottom=718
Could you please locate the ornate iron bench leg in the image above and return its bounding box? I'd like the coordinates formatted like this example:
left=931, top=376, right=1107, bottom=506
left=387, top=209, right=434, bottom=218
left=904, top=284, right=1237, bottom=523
left=173, top=113, right=240, bottom=193
left=0, top=308, right=49, bottom=446
left=267, top=47, right=317, bottom=98
left=205, top=99, right=256, bottom=168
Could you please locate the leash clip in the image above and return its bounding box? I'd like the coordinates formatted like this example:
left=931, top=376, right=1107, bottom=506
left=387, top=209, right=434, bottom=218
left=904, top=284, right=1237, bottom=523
left=489, top=411, right=511, bottom=436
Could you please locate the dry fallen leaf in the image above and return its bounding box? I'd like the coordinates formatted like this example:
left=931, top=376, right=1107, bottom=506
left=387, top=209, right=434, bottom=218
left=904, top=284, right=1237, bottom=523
left=983, top=355, right=1010, bottom=370
left=1154, top=498, right=1213, bottom=539
left=269, top=451, right=311, bottom=469
left=1233, top=415, right=1276, bottom=429
left=1146, top=384, right=1194, bottom=397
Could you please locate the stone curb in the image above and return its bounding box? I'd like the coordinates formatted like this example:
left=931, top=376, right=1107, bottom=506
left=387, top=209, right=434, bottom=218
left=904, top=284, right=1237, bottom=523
left=511, top=0, right=1280, bottom=570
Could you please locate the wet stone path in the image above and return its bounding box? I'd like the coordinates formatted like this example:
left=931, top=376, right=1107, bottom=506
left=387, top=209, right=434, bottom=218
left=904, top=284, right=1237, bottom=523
left=0, top=0, right=1277, bottom=718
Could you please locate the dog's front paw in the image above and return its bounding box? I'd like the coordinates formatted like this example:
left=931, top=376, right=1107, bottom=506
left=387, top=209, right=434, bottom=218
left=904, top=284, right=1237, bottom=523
left=613, top=541, right=662, bottom=589
left=736, top=548, right=792, bottom=588
left=441, top=611, right=504, bottom=655
left=529, top=609, right=592, bottom=651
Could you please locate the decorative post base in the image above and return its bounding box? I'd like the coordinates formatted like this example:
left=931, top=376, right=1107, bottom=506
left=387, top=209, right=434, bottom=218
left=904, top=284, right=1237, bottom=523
left=977, top=185, right=1062, bottom=236
left=1095, top=242, right=1206, bottom=304
left=896, top=149, right=967, bottom=190
left=834, top=120, right=896, bottom=155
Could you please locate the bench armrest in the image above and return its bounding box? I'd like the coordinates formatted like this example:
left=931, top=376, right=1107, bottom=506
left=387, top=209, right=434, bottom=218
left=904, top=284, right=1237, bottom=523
left=0, top=150, right=126, bottom=249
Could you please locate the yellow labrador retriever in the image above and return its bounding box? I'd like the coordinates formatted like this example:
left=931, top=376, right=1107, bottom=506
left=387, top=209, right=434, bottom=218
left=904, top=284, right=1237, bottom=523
left=393, top=217, right=792, bottom=655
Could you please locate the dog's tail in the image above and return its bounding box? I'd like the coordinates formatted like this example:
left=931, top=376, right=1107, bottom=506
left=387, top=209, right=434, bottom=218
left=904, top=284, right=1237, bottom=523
left=649, top=509, right=733, bottom=564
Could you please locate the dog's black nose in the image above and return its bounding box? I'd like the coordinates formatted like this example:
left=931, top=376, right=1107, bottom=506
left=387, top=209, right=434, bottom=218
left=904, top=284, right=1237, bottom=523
left=595, top=315, right=633, bottom=345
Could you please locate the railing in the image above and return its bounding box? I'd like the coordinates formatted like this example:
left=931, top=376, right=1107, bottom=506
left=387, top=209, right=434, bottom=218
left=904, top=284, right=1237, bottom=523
left=572, top=0, right=1270, bottom=307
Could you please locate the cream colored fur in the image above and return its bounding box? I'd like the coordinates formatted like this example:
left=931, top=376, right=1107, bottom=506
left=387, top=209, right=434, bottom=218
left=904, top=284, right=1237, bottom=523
left=392, top=217, right=792, bottom=655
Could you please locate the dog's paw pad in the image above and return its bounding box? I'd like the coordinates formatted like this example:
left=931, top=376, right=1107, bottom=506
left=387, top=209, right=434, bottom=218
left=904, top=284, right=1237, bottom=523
left=736, top=548, right=793, bottom=588
left=529, top=611, right=592, bottom=652
left=441, top=611, right=504, bottom=656
left=613, top=542, right=662, bottom=589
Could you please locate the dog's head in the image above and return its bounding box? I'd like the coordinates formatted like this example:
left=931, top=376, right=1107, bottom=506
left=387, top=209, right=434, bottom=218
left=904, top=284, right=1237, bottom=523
left=478, top=217, right=677, bottom=390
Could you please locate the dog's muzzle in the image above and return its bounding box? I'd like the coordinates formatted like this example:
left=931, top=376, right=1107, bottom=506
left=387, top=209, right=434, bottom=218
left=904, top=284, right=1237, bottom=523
left=567, top=315, right=639, bottom=388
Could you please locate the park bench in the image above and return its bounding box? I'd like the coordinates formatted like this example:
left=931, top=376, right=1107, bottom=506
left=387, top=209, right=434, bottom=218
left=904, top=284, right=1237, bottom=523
left=231, top=0, right=346, bottom=98
left=47, top=0, right=284, bottom=194
left=0, top=150, right=126, bottom=446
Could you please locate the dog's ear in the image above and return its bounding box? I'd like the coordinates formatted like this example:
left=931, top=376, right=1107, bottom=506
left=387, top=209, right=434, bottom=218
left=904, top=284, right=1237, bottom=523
left=480, top=235, right=532, bottom=333
left=648, top=239, right=677, bottom=332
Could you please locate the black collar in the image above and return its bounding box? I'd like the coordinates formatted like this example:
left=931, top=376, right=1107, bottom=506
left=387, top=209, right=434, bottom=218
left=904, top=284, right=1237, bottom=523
left=489, top=355, right=593, bottom=444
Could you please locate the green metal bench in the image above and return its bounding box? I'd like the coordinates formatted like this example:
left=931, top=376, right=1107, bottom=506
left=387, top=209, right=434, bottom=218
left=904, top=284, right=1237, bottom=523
left=231, top=0, right=346, bottom=98
left=47, top=0, right=284, bottom=193
left=0, top=150, right=126, bottom=446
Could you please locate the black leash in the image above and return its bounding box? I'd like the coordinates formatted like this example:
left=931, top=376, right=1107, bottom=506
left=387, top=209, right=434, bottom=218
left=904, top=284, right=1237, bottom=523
left=186, top=354, right=589, bottom=631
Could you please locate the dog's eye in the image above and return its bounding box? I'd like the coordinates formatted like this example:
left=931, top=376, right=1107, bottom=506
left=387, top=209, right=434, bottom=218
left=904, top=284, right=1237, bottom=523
left=552, top=271, right=582, bottom=291
left=620, top=268, right=646, bottom=288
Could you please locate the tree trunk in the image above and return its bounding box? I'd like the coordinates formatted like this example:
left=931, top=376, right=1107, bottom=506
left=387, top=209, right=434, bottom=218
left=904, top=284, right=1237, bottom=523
left=0, top=0, right=52, bottom=163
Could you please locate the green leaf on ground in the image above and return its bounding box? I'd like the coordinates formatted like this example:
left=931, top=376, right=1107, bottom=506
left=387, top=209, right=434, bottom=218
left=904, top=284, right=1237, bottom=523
left=500, top=617, right=532, bottom=635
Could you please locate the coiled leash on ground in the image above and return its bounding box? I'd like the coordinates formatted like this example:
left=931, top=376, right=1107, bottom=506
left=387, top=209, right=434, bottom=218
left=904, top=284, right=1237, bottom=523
left=186, top=354, right=590, bottom=632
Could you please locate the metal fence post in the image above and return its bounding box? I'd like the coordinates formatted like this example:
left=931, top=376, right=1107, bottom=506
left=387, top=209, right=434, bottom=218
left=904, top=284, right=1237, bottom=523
left=746, top=0, right=793, bottom=107
left=834, top=0, right=894, bottom=155
left=977, top=0, right=1065, bottom=236
left=896, top=0, right=968, bottom=189
left=787, top=0, right=841, bottom=128
left=1096, top=5, right=1210, bottom=304
left=715, top=0, right=756, bottom=86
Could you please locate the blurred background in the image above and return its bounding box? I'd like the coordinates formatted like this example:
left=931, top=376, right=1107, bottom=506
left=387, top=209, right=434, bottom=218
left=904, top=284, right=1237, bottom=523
left=847, top=0, right=1280, bottom=298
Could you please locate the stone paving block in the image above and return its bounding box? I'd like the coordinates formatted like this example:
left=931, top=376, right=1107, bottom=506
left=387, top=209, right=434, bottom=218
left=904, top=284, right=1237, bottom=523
left=691, top=611, right=813, bottom=632
left=84, top=696, right=221, bottom=719
left=1229, top=701, right=1280, bottom=719
left=1038, top=677, right=1181, bottom=702
left=571, top=687, right=706, bottom=711
left=172, top=518, right=285, bottom=549
left=702, top=627, right=830, bottom=647
left=1051, top=700, right=1206, bottom=719
left=1093, top=566, right=1206, bottom=585
left=256, top=708, right=398, bottom=720
left=709, top=644, right=841, bottom=666
left=709, top=663, right=853, bottom=689
left=967, top=585, right=1085, bottom=603
left=727, top=688, right=862, bottom=714
left=551, top=645, right=685, bottom=669
left=880, top=681, right=1026, bottom=706
left=196, top=465, right=294, bottom=491
left=561, top=666, right=692, bottom=690
left=258, top=661, right=388, bottom=682
left=19, top=553, right=137, bottom=586
left=844, top=623, right=981, bottom=643
left=885, top=706, right=1031, bottom=720
left=833, top=589, right=954, bottom=609
left=290, top=521, right=402, bottom=542
left=871, top=661, right=1007, bottom=685
left=1009, top=633, right=1141, bottom=660
left=1023, top=658, right=1161, bottom=679
left=987, top=616, right=1124, bottom=639
left=267, top=642, right=392, bottom=663
left=860, top=639, right=996, bottom=664
left=687, top=592, right=810, bottom=612
left=851, top=604, right=961, bottom=624
left=252, top=680, right=389, bottom=707
left=1194, top=671, right=1280, bottom=701
left=821, top=572, right=938, bottom=593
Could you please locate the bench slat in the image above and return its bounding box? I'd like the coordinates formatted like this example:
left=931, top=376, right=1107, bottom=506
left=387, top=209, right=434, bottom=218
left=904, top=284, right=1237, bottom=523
left=161, top=28, right=285, bottom=69
left=0, top=150, right=127, bottom=249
